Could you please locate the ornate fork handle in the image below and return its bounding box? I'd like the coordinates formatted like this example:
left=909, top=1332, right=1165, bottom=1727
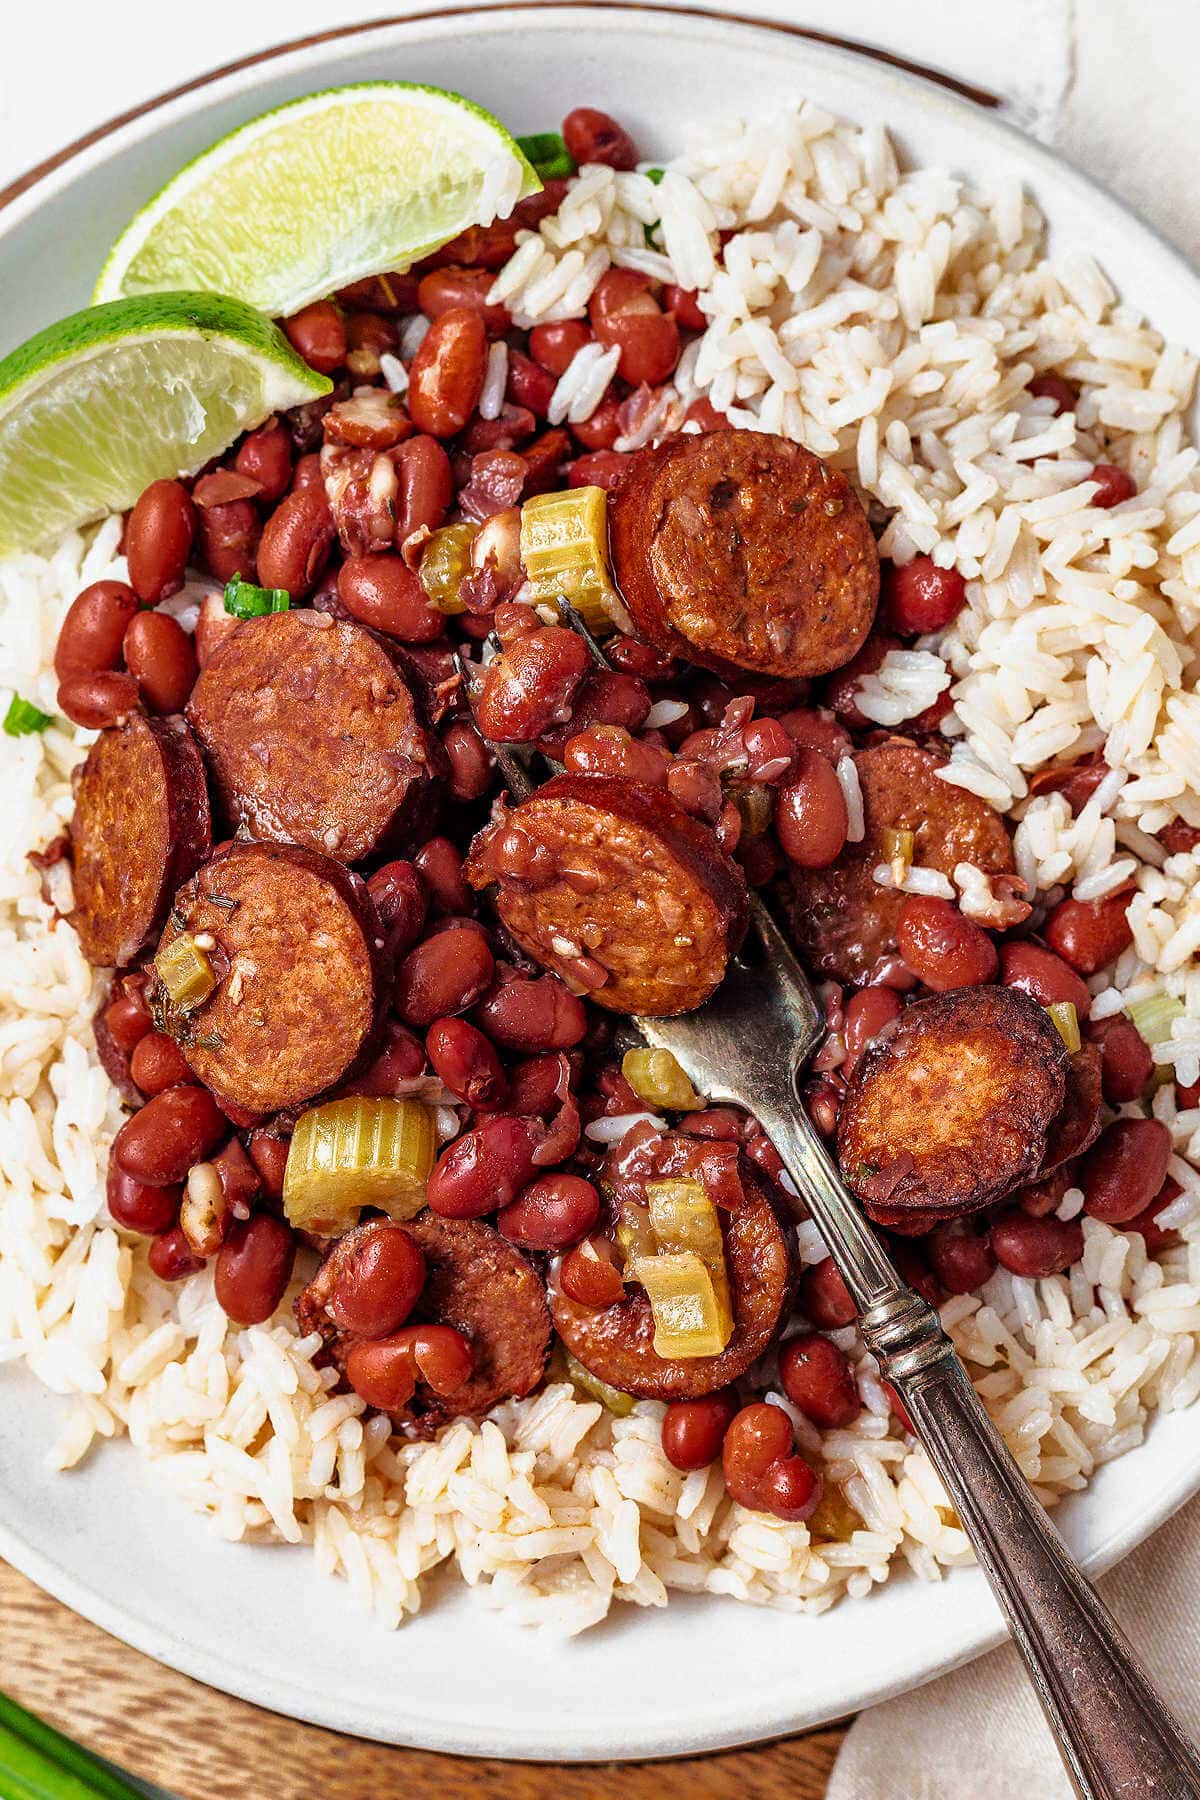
left=759, top=1101, right=1200, bottom=1800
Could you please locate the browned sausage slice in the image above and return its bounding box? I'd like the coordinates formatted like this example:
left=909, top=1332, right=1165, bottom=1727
left=151, top=841, right=386, bottom=1114
left=608, top=429, right=879, bottom=678
left=70, top=715, right=211, bottom=968
left=783, top=738, right=1015, bottom=984
left=186, top=610, right=444, bottom=863
left=551, top=1164, right=797, bottom=1401
left=464, top=773, right=748, bottom=1016
left=838, top=986, right=1069, bottom=1223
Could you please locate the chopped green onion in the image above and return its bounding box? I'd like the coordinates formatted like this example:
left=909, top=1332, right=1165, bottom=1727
left=1045, top=1000, right=1081, bottom=1054
left=223, top=576, right=290, bottom=619
left=3, top=694, right=54, bottom=736
left=0, top=1689, right=146, bottom=1799
left=1127, top=992, right=1185, bottom=1053
left=645, top=167, right=666, bottom=185
left=516, top=131, right=576, bottom=181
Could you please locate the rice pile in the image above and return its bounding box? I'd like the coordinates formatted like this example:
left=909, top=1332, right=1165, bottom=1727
left=3, top=98, right=1200, bottom=1635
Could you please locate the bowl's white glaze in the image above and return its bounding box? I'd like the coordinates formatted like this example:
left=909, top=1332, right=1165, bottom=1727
left=2, top=7, right=1199, bottom=1759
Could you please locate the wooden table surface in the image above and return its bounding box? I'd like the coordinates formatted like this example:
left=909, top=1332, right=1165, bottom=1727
left=1, top=1558, right=845, bottom=1799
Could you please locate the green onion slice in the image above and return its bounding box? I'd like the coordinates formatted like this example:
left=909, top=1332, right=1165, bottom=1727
left=0, top=1689, right=147, bottom=1800
left=1128, top=992, right=1185, bottom=1053
left=516, top=131, right=576, bottom=181
left=223, top=576, right=290, bottom=619
left=645, top=167, right=666, bottom=185
left=3, top=694, right=54, bottom=736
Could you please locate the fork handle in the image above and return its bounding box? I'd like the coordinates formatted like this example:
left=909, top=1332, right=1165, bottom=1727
left=759, top=1104, right=1200, bottom=1799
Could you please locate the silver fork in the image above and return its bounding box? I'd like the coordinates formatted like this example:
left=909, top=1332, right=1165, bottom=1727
left=462, top=613, right=1200, bottom=1797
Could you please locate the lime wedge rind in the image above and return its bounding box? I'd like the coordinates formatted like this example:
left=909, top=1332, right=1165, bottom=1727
left=0, top=293, right=331, bottom=560
left=94, top=82, right=542, bottom=319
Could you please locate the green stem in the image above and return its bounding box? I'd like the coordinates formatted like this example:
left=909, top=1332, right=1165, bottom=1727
left=0, top=1692, right=148, bottom=1800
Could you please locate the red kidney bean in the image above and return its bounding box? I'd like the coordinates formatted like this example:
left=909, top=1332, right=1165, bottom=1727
left=129, top=1031, right=192, bottom=1096
left=896, top=895, right=998, bottom=991
left=1160, top=820, right=1200, bottom=857
left=843, top=987, right=903, bottom=1073
left=663, top=284, right=706, bottom=332
left=367, top=859, right=429, bottom=962
left=417, top=265, right=511, bottom=333
left=283, top=300, right=346, bottom=374
left=426, top=1016, right=507, bottom=1108
left=235, top=417, right=292, bottom=503
left=54, top=581, right=140, bottom=681
left=257, top=486, right=335, bottom=597
left=530, top=319, right=592, bottom=376
left=407, top=308, right=488, bottom=438
left=823, top=632, right=900, bottom=729
left=210, top=1138, right=261, bottom=1220
left=1125, top=1178, right=1183, bottom=1254
left=337, top=272, right=419, bottom=311
left=778, top=707, right=851, bottom=765
left=474, top=626, right=590, bottom=742
left=722, top=1402, right=822, bottom=1522
left=413, top=838, right=472, bottom=916
left=559, top=1237, right=625, bottom=1308
left=323, top=1220, right=427, bottom=1338
left=1081, top=1116, right=1172, bottom=1225
left=394, top=927, right=495, bottom=1027
left=539, top=668, right=651, bottom=756
left=122, top=611, right=197, bottom=713
left=589, top=268, right=680, bottom=387
left=393, top=434, right=454, bottom=546
left=214, top=1214, right=295, bottom=1325
left=572, top=396, right=623, bottom=452
left=569, top=449, right=627, bottom=490
left=563, top=723, right=669, bottom=784
left=683, top=397, right=730, bottom=433
left=1028, top=752, right=1110, bottom=816
left=741, top=718, right=795, bottom=784
left=885, top=556, right=966, bottom=636
left=291, top=451, right=325, bottom=494
left=521, top=426, right=571, bottom=496
left=148, top=1225, right=205, bottom=1281
left=991, top=1209, right=1084, bottom=1278
left=775, top=747, right=849, bottom=869
left=562, top=107, right=638, bottom=170
left=661, top=1390, right=739, bottom=1471
left=667, top=759, right=722, bottom=823
left=890, top=1240, right=942, bottom=1307
left=106, top=1160, right=181, bottom=1235
left=807, top=1078, right=842, bottom=1138
left=194, top=496, right=261, bottom=584
left=113, top=1087, right=227, bottom=1186
left=927, top=1218, right=997, bottom=1294
left=336, top=553, right=441, bottom=641
left=1029, top=372, right=1077, bottom=414
left=1018, top=1167, right=1073, bottom=1219
left=497, top=1174, right=600, bottom=1250
left=800, top=1255, right=856, bottom=1329
left=338, top=1018, right=426, bottom=1099
left=427, top=1114, right=543, bottom=1217
left=441, top=721, right=494, bottom=801
left=1000, top=940, right=1092, bottom=1017
left=248, top=1130, right=290, bottom=1203
left=779, top=1332, right=860, bottom=1428
left=1090, top=1016, right=1153, bottom=1105
left=1043, top=891, right=1133, bottom=975
left=506, top=349, right=558, bottom=418
left=475, top=975, right=587, bottom=1051
left=506, top=1052, right=577, bottom=1118
left=104, top=985, right=153, bottom=1056
left=125, top=480, right=195, bottom=604
left=57, top=670, right=140, bottom=729
left=345, top=1323, right=473, bottom=1410
left=1088, top=463, right=1137, bottom=508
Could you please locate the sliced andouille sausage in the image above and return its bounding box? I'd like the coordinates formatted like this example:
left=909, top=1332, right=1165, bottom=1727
left=186, top=610, right=445, bottom=863
left=608, top=429, right=879, bottom=678
left=838, top=986, right=1069, bottom=1223
left=151, top=841, right=386, bottom=1114
left=70, top=714, right=211, bottom=968
left=1038, top=1040, right=1103, bottom=1175
left=464, top=773, right=748, bottom=1016
left=551, top=1164, right=797, bottom=1401
left=783, top=738, right=1015, bottom=984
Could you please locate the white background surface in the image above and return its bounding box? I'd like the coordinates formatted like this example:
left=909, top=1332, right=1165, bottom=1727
left=2, top=1, right=1197, bottom=265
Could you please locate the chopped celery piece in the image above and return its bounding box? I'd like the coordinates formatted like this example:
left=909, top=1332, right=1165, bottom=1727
left=224, top=575, right=289, bottom=617
left=3, top=693, right=54, bottom=735
left=154, top=933, right=214, bottom=1010
left=517, top=131, right=576, bottom=181
left=519, top=486, right=620, bottom=633
left=418, top=521, right=475, bottom=614
left=565, top=1350, right=635, bottom=1416
left=630, top=1251, right=729, bottom=1358
left=621, top=1048, right=701, bottom=1112
left=283, top=1096, right=436, bottom=1235
left=1045, top=1000, right=1081, bottom=1054
left=1128, top=992, right=1185, bottom=1055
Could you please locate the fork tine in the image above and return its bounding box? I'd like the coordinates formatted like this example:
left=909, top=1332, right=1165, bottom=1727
left=554, top=598, right=613, bottom=669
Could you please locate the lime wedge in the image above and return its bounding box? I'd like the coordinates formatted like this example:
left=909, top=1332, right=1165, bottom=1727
left=95, top=82, right=541, bottom=319
left=0, top=292, right=331, bottom=559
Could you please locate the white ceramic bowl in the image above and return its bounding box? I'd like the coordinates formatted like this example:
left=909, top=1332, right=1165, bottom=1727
left=3, top=5, right=1199, bottom=1761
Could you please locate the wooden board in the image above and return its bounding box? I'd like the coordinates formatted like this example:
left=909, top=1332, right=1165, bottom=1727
left=0, top=1558, right=845, bottom=1798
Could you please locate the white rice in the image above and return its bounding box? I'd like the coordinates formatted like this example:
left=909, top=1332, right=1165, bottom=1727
left=5, top=94, right=1200, bottom=1637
